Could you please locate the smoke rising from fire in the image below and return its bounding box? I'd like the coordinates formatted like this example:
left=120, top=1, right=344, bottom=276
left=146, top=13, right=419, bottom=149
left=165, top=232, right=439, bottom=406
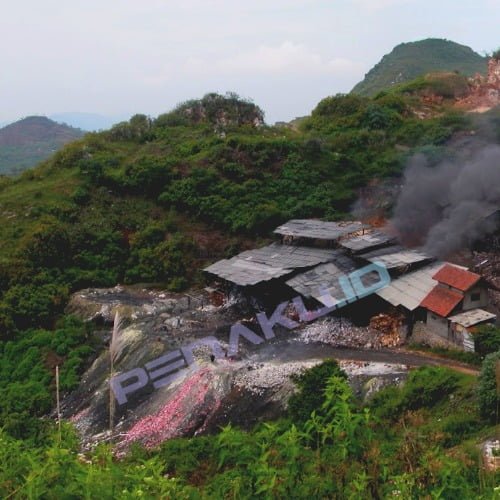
left=391, top=144, right=500, bottom=257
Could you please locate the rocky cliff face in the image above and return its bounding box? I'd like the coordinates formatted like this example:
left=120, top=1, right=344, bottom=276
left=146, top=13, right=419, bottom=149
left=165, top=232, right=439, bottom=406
left=456, top=57, right=500, bottom=112
left=487, top=57, right=500, bottom=86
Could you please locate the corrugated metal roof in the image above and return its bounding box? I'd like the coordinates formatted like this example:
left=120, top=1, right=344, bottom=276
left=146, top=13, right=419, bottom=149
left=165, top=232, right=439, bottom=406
left=362, top=245, right=431, bottom=269
left=340, top=231, right=396, bottom=253
left=432, top=264, right=481, bottom=291
left=286, top=254, right=383, bottom=307
left=236, top=243, right=339, bottom=269
left=375, top=262, right=447, bottom=311
left=420, top=285, right=463, bottom=317
left=203, top=243, right=340, bottom=287
left=449, top=308, right=496, bottom=328
left=274, top=219, right=368, bottom=240
left=204, top=257, right=292, bottom=286
left=286, top=253, right=357, bottom=302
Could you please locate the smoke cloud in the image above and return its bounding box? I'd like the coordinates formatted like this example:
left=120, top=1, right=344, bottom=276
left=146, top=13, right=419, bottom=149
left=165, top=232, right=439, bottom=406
left=391, top=144, right=500, bottom=257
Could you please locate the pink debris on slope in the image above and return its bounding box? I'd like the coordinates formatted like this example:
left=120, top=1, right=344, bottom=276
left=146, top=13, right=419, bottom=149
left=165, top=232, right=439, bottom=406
left=119, top=367, right=221, bottom=449
left=70, top=407, right=90, bottom=422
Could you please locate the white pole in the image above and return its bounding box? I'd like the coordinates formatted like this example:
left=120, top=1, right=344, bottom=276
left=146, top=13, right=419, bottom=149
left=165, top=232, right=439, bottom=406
left=56, top=365, right=61, bottom=442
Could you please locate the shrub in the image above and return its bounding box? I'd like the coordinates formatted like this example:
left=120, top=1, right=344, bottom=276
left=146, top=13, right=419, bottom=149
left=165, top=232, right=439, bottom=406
left=288, top=360, right=347, bottom=424
left=402, top=366, right=460, bottom=409
left=474, top=325, right=500, bottom=357
left=478, top=351, right=500, bottom=422
left=20, top=220, right=71, bottom=268
left=370, top=366, right=461, bottom=420
left=2, top=283, right=69, bottom=330
left=441, top=413, right=481, bottom=447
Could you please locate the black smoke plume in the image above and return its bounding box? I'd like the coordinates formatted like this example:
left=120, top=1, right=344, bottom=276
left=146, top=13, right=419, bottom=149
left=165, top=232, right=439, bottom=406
left=391, top=144, right=500, bottom=257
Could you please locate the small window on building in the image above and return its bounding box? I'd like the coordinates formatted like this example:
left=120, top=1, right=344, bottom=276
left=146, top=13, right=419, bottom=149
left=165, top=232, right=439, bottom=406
left=431, top=314, right=437, bottom=320
left=471, top=292, right=481, bottom=302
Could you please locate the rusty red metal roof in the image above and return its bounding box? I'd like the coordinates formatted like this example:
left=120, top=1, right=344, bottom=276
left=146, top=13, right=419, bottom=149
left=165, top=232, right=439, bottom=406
left=420, top=285, right=463, bottom=317
left=432, top=264, right=480, bottom=292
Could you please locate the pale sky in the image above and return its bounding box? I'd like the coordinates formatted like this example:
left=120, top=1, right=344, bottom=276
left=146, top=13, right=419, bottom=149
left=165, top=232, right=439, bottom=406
left=1, top=0, right=498, bottom=124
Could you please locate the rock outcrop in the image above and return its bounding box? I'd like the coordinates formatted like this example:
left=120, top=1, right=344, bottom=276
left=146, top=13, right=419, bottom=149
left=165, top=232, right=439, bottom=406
left=456, top=57, right=500, bottom=112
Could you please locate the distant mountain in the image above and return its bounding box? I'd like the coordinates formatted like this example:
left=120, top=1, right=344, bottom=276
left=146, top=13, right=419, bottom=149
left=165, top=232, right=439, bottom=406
left=352, top=38, right=488, bottom=97
left=50, top=112, right=123, bottom=131
left=0, top=116, right=84, bottom=175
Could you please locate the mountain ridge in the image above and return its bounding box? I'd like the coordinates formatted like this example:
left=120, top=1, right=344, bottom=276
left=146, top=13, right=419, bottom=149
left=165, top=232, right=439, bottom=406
left=0, top=116, right=84, bottom=175
left=352, top=38, right=488, bottom=97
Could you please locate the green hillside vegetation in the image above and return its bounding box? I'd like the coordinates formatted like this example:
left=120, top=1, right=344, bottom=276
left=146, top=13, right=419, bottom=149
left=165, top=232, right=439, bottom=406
left=0, top=116, right=84, bottom=175
left=352, top=38, right=487, bottom=97
left=1, top=92, right=499, bottom=339
left=1, top=363, right=499, bottom=498
left=0, top=91, right=499, bottom=496
left=393, top=71, right=471, bottom=99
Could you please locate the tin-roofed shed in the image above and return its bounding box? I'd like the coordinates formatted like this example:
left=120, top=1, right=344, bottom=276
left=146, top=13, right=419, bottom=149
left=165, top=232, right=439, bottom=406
left=285, top=251, right=358, bottom=307
left=340, top=231, right=396, bottom=254
left=375, top=262, right=447, bottom=312
left=203, top=243, right=341, bottom=287
left=448, top=309, right=497, bottom=352
left=274, top=219, right=368, bottom=242
left=361, top=246, right=431, bottom=271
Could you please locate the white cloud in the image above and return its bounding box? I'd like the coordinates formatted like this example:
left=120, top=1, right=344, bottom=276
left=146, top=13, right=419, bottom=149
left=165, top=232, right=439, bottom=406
left=182, top=42, right=363, bottom=76
left=0, top=0, right=498, bottom=123
left=352, top=0, right=415, bottom=11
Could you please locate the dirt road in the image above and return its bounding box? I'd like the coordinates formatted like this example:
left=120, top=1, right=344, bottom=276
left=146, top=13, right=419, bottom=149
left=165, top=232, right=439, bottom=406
left=252, top=340, right=479, bottom=376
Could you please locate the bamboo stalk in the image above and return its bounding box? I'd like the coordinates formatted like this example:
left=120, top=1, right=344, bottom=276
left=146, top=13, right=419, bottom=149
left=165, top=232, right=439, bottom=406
left=109, top=311, right=123, bottom=431
left=109, top=355, right=115, bottom=431
left=496, top=360, right=500, bottom=439
left=56, top=365, right=61, bottom=442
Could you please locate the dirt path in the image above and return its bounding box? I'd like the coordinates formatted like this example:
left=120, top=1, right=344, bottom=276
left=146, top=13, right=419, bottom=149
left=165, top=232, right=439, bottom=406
left=253, top=340, right=480, bottom=376
left=394, top=348, right=479, bottom=376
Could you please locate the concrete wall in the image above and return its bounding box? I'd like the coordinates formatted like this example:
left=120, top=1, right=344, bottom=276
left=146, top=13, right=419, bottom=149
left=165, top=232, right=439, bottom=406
left=426, top=312, right=449, bottom=338
left=463, top=285, right=488, bottom=311
left=412, top=321, right=459, bottom=349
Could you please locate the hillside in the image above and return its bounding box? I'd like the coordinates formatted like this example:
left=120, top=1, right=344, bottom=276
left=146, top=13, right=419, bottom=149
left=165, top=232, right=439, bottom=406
left=0, top=116, right=84, bottom=175
left=352, top=38, right=488, bottom=97
left=0, top=92, right=499, bottom=497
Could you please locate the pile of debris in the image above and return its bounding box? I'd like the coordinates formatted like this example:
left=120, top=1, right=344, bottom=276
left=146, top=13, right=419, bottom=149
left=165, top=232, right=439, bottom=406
left=369, top=313, right=405, bottom=348
left=234, top=360, right=321, bottom=397
left=472, top=251, right=500, bottom=317
left=298, top=317, right=395, bottom=349
left=483, top=439, right=500, bottom=471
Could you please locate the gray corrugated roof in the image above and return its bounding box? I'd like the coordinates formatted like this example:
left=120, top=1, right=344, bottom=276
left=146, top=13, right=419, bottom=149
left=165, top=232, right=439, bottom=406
left=448, top=308, right=496, bottom=328
left=274, top=219, right=368, bottom=240
left=375, top=262, right=447, bottom=311
left=340, top=231, right=396, bottom=253
left=362, top=245, right=431, bottom=269
left=286, top=253, right=384, bottom=307
left=203, top=243, right=341, bottom=287
left=236, top=243, right=340, bottom=269
left=204, top=257, right=292, bottom=286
